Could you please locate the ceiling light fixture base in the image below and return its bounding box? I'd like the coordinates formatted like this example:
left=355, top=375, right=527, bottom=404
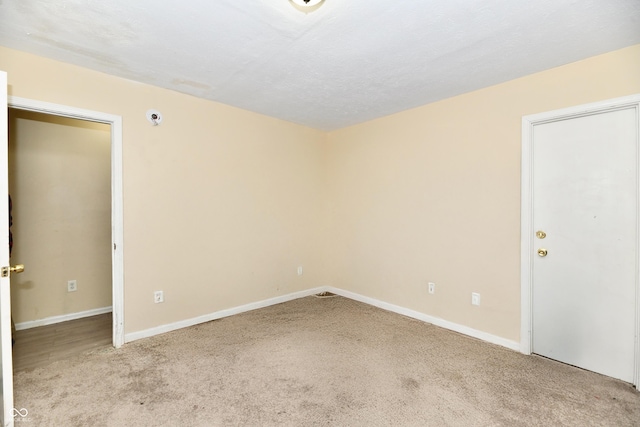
left=289, top=0, right=325, bottom=14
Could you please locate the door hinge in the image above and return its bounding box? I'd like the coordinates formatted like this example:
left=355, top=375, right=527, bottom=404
left=1, top=267, right=9, bottom=278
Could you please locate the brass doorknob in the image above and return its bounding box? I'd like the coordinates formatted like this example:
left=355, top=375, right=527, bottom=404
left=10, top=264, right=25, bottom=274
left=537, top=249, right=548, bottom=257
left=536, top=230, right=546, bottom=239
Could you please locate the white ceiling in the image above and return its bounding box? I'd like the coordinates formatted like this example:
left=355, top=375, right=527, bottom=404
left=1, top=0, right=639, bottom=131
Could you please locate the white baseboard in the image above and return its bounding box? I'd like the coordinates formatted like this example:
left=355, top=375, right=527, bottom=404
left=124, top=287, right=328, bottom=343
left=125, top=285, right=519, bottom=352
left=13, top=285, right=520, bottom=352
left=325, top=287, right=521, bottom=352
left=15, top=306, right=113, bottom=331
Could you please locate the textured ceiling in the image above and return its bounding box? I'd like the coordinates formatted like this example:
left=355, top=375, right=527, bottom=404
left=0, top=0, right=639, bottom=131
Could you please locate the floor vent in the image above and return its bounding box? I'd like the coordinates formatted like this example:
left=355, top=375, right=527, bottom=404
left=314, top=291, right=337, bottom=298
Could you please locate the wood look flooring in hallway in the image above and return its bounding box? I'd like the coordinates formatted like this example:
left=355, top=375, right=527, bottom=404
left=12, top=313, right=112, bottom=372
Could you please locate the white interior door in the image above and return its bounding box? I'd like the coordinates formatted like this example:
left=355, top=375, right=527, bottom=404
left=0, top=71, right=15, bottom=426
left=531, top=106, right=637, bottom=383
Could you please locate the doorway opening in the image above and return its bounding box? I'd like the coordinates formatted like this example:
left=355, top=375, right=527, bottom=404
left=9, top=109, right=113, bottom=370
left=7, top=97, right=124, bottom=361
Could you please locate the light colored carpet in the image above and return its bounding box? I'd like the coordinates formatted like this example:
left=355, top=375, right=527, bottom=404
left=13, top=296, right=640, bottom=426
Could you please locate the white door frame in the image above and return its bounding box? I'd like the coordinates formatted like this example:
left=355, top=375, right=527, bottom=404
left=520, top=94, right=640, bottom=388
left=8, top=96, right=124, bottom=348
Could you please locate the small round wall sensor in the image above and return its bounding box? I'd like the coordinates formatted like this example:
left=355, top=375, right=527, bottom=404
left=146, top=109, right=163, bottom=126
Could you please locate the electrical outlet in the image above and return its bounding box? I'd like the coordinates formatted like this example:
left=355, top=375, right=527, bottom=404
left=67, top=280, right=77, bottom=292
left=471, top=292, right=481, bottom=306
left=297, top=266, right=303, bottom=276
left=428, top=282, right=435, bottom=294
left=154, top=291, right=164, bottom=304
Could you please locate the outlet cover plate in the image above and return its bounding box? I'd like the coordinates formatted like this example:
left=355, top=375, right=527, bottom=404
left=154, top=291, right=164, bottom=303
left=471, top=292, right=481, bottom=306
left=67, top=280, right=77, bottom=292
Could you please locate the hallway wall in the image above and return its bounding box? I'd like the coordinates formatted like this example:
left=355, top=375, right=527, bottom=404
left=9, top=110, right=112, bottom=324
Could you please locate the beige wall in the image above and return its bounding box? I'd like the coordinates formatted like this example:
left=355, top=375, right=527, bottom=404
left=1, top=46, right=328, bottom=334
left=9, top=110, right=112, bottom=323
left=1, top=43, right=639, bottom=342
left=326, top=44, right=640, bottom=341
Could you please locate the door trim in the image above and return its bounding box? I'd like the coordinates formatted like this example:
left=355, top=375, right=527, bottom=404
left=520, top=94, right=640, bottom=388
left=8, top=96, right=124, bottom=348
